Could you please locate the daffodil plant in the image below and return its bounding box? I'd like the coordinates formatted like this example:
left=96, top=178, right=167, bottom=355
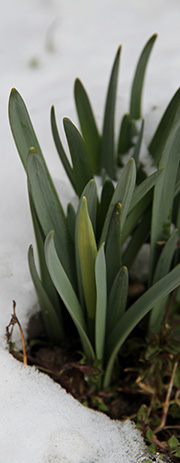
left=8, top=36, right=180, bottom=389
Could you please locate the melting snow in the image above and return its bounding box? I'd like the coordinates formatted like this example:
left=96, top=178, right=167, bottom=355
left=0, top=0, right=180, bottom=461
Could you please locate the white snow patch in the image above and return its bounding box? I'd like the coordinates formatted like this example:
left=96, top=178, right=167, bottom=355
left=1, top=0, right=179, bottom=461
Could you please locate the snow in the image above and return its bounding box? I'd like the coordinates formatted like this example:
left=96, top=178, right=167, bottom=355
left=0, top=0, right=180, bottom=461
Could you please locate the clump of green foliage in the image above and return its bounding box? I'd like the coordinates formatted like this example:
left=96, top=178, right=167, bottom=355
left=51, top=34, right=158, bottom=193
left=8, top=35, right=180, bottom=395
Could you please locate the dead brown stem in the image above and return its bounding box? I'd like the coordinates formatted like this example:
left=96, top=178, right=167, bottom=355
left=153, top=356, right=179, bottom=435
left=6, top=300, right=27, bottom=366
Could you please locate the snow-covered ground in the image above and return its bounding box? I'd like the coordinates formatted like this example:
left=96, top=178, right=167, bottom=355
left=0, top=1, right=180, bottom=461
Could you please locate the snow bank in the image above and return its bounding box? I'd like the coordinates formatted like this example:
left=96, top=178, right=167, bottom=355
left=1, top=0, right=180, bottom=461
left=0, top=349, right=148, bottom=463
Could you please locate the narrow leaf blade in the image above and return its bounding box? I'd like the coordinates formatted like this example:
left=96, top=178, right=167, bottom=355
left=107, top=266, right=128, bottom=334
left=75, top=180, right=98, bottom=310
left=123, top=206, right=151, bottom=269
left=51, top=106, right=76, bottom=191
left=149, top=120, right=180, bottom=283
left=27, top=150, right=76, bottom=289
left=8, top=88, right=43, bottom=170
left=99, top=46, right=121, bottom=178
left=100, top=158, right=136, bottom=244
left=45, top=231, right=95, bottom=362
left=28, top=245, right=64, bottom=343
left=29, top=191, right=61, bottom=312
left=105, top=202, right=122, bottom=293
left=74, top=78, right=100, bottom=173
left=130, top=34, right=157, bottom=119
left=95, top=244, right=107, bottom=362
left=149, top=229, right=179, bottom=332
left=97, top=180, right=115, bottom=240
left=63, top=117, right=93, bottom=196
left=149, top=87, right=180, bottom=165
left=118, top=113, right=138, bottom=155
left=77, top=196, right=97, bottom=322
left=122, top=168, right=163, bottom=243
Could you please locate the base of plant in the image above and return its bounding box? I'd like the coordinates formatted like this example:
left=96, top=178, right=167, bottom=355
left=7, top=310, right=180, bottom=463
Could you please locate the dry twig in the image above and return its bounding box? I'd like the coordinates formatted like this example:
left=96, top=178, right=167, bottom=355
left=6, top=300, right=27, bottom=366
left=153, top=356, right=179, bottom=435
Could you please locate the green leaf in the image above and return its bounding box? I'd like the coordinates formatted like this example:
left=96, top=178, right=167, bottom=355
left=130, top=34, right=157, bottom=119
left=8, top=88, right=43, bottom=171
left=75, top=180, right=98, bottom=311
left=27, top=150, right=76, bottom=289
left=153, top=230, right=179, bottom=284
left=137, top=404, right=148, bottom=422
left=28, top=245, right=64, bottom=343
left=168, top=435, right=179, bottom=450
left=63, top=117, right=93, bottom=196
left=95, top=243, right=107, bottom=362
left=175, top=449, right=180, bottom=458
left=122, top=169, right=163, bottom=243
left=146, top=428, right=153, bottom=442
left=100, top=157, right=136, bottom=245
left=67, top=203, right=76, bottom=242
left=122, top=206, right=151, bottom=269
left=107, top=266, right=128, bottom=334
left=45, top=231, right=95, bottom=362
left=149, top=87, right=180, bottom=165
left=51, top=106, right=76, bottom=191
left=132, top=119, right=144, bottom=166
left=104, top=263, right=180, bottom=388
left=149, top=120, right=180, bottom=283
left=80, top=179, right=97, bottom=234
left=28, top=191, right=61, bottom=312
left=74, top=78, right=101, bottom=173
left=99, top=46, right=121, bottom=178
left=148, top=229, right=179, bottom=332
left=77, top=196, right=97, bottom=324
left=105, top=202, right=122, bottom=293
left=118, top=113, right=138, bottom=155
left=97, top=180, right=114, bottom=240
left=128, top=168, right=163, bottom=213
